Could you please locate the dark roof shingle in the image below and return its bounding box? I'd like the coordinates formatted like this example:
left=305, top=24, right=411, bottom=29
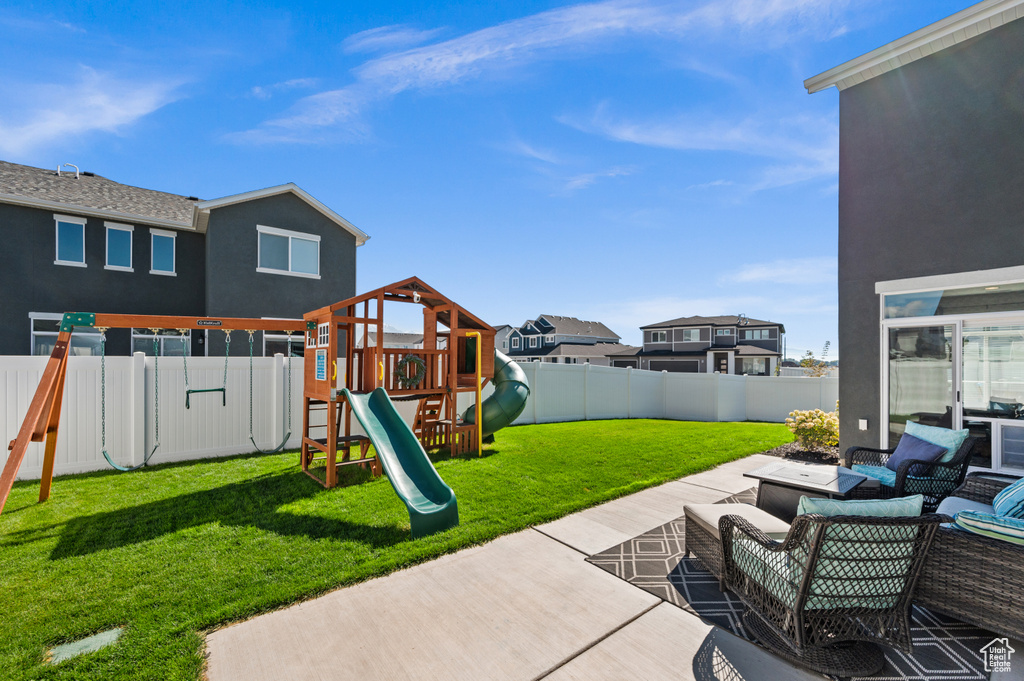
left=0, top=160, right=197, bottom=225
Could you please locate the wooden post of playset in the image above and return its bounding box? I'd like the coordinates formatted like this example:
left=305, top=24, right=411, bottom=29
left=467, top=331, right=483, bottom=456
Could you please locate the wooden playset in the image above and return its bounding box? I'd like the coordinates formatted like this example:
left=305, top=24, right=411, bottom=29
left=0, top=277, right=504, bottom=521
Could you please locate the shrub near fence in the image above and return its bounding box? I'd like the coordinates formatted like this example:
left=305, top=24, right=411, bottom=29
left=0, top=356, right=836, bottom=480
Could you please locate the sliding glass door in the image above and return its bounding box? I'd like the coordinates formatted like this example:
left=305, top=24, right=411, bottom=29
left=887, top=324, right=956, bottom=445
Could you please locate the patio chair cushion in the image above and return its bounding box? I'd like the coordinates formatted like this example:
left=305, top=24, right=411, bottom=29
left=684, top=503, right=790, bottom=541
left=797, top=494, right=924, bottom=518
left=885, top=434, right=947, bottom=474
left=904, top=422, right=970, bottom=463
left=992, top=476, right=1024, bottom=519
left=851, top=463, right=897, bottom=487
left=936, top=495, right=994, bottom=527
left=954, top=510, right=1024, bottom=545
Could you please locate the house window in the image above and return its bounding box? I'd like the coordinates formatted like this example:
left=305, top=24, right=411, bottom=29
left=132, top=328, right=190, bottom=356
left=317, top=322, right=330, bottom=347
left=512, top=337, right=520, bottom=349
left=741, top=329, right=770, bottom=340
left=529, top=336, right=539, bottom=348
left=105, top=222, right=133, bottom=271
left=716, top=328, right=732, bottom=336
left=740, top=358, right=767, bottom=375
left=54, top=215, right=86, bottom=267
left=264, top=333, right=305, bottom=357
left=651, top=331, right=668, bottom=343
left=545, top=335, right=555, bottom=344
left=30, top=313, right=101, bottom=356
left=150, top=228, right=176, bottom=275
left=257, top=225, right=320, bottom=279
left=681, top=329, right=700, bottom=342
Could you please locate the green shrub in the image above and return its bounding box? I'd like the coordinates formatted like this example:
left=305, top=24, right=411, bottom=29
left=786, top=402, right=839, bottom=448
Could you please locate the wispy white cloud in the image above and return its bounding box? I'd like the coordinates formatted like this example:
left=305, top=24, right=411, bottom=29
left=342, top=25, right=445, bottom=54
left=565, top=104, right=838, bottom=188
left=726, top=257, right=837, bottom=286
left=0, top=66, right=182, bottom=158
left=563, top=165, right=635, bottom=191
left=231, top=0, right=849, bottom=144
left=506, top=139, right=564, bottom=165
left=250, top=77, right=318, bottom=100
left=687, top=179, right=735, bottom=191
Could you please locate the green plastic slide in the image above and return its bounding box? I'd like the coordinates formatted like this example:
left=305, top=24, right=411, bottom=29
left=463, top=350, right=531, bottom=436
left=342, top=388, right=458, bottom=538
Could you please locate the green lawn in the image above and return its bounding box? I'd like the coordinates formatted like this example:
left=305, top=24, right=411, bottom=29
left=0, top=419, right=790, bottom=681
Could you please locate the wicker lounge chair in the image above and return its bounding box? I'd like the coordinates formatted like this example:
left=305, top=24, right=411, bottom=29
left=844, top=436, right=977, bottom=511
left=721, top=512, right=946, bottom=677
left=915, top=472, right=1024, bottom=640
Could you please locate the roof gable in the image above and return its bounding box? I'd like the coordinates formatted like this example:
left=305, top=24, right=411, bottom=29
left=805, top=0, right=1024, bottom=93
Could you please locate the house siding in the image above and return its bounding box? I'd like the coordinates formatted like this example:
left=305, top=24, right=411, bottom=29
left=0, top=203, right=205, bottom=355
left=836, top=16, right=1024, bottom=452
left=204, top=193, right=357, bottom=356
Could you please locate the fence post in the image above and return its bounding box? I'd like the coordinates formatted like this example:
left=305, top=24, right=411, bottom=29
left=662, top=370, right=668, bottom=419
left=583, top=362, right=590, bottom=421
left=533, top=360, right=540, bottom=424
left=626, top=366, right=632, bottom=419
left=271, top=353, right=284, bottom=445
left=131, top=351, right=145, bottom=466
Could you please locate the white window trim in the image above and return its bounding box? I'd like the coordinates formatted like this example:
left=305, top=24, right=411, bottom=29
left=317, top=322, right=330, bottom=348
left=132, top=327, right=191, bottom=356
left=529, top=336, right=539, bottom=348
left=716, top=328, right=734, bottom=336
left=257, top=224, right=322, bottom=280
left=650, top=330, right=668, bottom=343
left=150, top=227, right=177, bottom=276
left=54, top=214, right=87, bottom=267
left=30, top=312, right=101, bottom=356
left=545, top=334, right=555, bottom=344
left=104, top=221, right=134, bottom=272
left=680, top=329, right=701, bottom=342
left=512, top=337, right=520, bottom=349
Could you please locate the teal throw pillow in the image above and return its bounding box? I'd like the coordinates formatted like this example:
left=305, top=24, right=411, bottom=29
left=904, top=421, right=969, bottom=463
left=993, top=476, right=1024, bottom=519
left=797, top=494, right=924, bottom=518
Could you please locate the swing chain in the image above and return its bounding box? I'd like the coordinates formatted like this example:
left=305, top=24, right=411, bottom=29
left=180, top=329, right=189, bottom=389
left=153, top=335, right=160, bottom=451
left=99, top=328, right=108, bottom=451
left=223, top=330, right=232, bottom=390
left=248, top=331, right=256, bottom=439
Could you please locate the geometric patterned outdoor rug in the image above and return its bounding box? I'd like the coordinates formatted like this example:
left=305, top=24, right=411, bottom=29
left=586, top=490, right=995, bottom=681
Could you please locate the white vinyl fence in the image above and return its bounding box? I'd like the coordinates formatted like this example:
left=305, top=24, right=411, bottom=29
left=506, top=362, right=838, bottom=427
left=1, top=356, right=836, bottom=480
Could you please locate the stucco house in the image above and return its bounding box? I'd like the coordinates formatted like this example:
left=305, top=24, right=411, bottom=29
left=507, top=315, right=632, bottom=365
left=805, top=0, right=1024, bottom=472
left=617, top=315, right=784, bottom=375
left=0, top=160, right=368, bottom=357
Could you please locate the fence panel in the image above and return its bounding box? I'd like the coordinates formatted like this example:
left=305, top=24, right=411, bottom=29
left=1, top=356, right=840, bottom=480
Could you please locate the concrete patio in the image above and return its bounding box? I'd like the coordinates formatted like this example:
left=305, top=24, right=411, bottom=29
left=204, top=453, right=1021, bottom=680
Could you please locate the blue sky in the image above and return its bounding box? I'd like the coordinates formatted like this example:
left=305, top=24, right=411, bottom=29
left=0, top=0, right=973, bottom=357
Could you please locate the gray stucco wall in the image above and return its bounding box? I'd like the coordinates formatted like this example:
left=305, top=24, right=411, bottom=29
left=836, top=17, right=1024, bottom=452
left=204, top=193, right=358, bottom=356
left=0, top=203, right=205, bottom=355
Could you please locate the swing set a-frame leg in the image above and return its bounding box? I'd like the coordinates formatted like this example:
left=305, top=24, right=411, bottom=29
left=0, top=332, right=71, bottom=516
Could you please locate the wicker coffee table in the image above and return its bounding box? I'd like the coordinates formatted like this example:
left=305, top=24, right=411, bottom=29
left=743, top=462, right=871, bottom=522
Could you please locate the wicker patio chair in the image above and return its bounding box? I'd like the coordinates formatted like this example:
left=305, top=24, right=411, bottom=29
left=844, top=436, right=977, bottom=511
left=721, top=512, right=946, bottom=677
left=915, top=472, right=1024, bottom=640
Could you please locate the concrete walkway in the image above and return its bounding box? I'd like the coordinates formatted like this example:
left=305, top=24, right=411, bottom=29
left=204, top=454, right=820, bottom=681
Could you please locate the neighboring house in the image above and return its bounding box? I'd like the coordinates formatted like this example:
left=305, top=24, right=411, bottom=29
left=493, top=324, right=514, bottom=353
left=0, top=160, right=368, bottom=357
left=363, top=331, right=424, bottom=349
left=507, top=315, right=629, bottom=365
left=631, top=315, right=784, bottom=375
left=805, top=0, right=1024, bottom=472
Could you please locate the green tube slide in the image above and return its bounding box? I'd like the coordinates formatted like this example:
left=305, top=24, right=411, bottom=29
left=462, top=350, right=531, bottom=437
left=342, top=388, right=458, bottom=538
